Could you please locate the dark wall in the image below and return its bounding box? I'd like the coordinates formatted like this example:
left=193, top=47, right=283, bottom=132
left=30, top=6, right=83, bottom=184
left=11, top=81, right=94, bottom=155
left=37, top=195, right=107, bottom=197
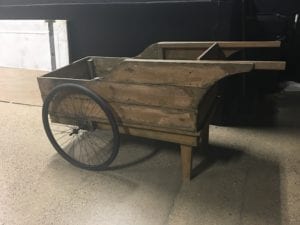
left=0, top=1, right=242, bottom=61
left=247, top=0, right=300, bottom=15
left=245, top=0, right=300, bottom=81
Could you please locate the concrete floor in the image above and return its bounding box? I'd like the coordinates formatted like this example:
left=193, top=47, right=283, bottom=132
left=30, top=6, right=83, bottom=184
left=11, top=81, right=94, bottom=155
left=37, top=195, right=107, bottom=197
left=0, top=68, right=299, bottom=225
left=0, top=67, right=46, bottom=106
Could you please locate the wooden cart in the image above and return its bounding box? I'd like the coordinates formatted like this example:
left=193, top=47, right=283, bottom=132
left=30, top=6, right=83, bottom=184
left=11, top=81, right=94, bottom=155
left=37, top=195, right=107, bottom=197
left=38, top=41, right=285, bottom=181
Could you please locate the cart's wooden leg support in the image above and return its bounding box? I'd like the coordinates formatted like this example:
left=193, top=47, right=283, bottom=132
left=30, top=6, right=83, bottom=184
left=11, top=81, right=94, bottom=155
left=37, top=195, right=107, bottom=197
left=180, top=145, right=193, bottom=182
left=180, top=125, right=210, bottom=182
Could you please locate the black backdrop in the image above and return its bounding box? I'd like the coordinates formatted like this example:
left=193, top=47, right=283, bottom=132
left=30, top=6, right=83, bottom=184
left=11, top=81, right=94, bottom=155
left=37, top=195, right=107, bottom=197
left=0, top=0, right=243, bottom=61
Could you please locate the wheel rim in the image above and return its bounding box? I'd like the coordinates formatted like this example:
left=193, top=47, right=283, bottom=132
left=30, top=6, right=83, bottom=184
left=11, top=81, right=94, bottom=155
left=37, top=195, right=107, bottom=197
left=42, top=84, right=119, bottom=170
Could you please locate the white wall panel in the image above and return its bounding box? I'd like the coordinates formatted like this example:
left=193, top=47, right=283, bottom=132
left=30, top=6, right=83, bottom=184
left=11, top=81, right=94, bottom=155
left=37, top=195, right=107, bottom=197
left=0, top=20, right=69, bottom=71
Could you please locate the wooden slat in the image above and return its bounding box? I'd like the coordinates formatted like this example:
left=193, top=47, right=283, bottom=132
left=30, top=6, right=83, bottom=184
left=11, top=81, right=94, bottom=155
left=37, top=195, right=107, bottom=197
left=44, top=57, right=89, bottom=79
left=163, top=49, right=206, bottom=60
left=93, top=57, right=125, bottom=77
left=164, top=48, right=236, bottom=59
left=38, top=77, right=208, bottom=110
left=105, top=59, right=255, bottom=87
left=156, top=41, right=281, bottom=49
left=197, top=43, right=226, bottom=60
left=52, top=114, right=201, bottom=137
left=48, top=95, right=198, bottom=132
left=51, top=116, right=199, bottom=146
left=244, top=60, right=286, bottom=71
left=112, top=104, right=197, bottom=131
left=91, top=82, right=206, bottom=110
left=196, top=60, right=285, bottom=71
left=119, top=126, right=198, bottom=146
left=137, top=41, right=281, bottom=59
left=135, top=43, right=164, bottom=59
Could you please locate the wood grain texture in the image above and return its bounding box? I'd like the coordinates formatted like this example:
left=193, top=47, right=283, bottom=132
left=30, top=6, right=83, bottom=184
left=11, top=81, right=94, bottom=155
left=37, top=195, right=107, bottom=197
left=137, top=41, right=281, bottom=59
left=45, top=57, right=89, bottom=79
left=118, top=126, right=198, bottom=146
left=38, top=77, right=207, bottom=110
left=44, top=90, right=198, bottom=132
left=105, top=59, right=255, bottom=87
left=181, top=145, right=193, bottom=181
left=50, top=116, right=199, bottom=146
left=93, top=57, right=125, bottom=77
left=155, top=41, right=281, bottom=48
left=163, top=49, right=206, bottom=60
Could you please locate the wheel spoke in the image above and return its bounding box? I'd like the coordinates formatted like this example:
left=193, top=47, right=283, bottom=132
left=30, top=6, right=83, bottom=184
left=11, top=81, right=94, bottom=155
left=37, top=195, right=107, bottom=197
left=43, top=84, right=119, bottom=170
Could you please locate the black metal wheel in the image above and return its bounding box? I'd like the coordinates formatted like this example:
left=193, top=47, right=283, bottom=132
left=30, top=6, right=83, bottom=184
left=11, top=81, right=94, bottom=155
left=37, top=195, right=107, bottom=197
left=42, top=83, right=120, bottom=170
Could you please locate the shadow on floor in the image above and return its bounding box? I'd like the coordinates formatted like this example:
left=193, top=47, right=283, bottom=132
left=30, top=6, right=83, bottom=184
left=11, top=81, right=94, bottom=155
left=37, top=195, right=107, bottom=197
left=191, top=144, right=244, bottom=179
left=46, top=134, right=181, bottom=187
left=107, top=135, right=163, bottom=171
left=174, top=143, right=283, bottom=225
left=47, top=136, right=282, bottom=224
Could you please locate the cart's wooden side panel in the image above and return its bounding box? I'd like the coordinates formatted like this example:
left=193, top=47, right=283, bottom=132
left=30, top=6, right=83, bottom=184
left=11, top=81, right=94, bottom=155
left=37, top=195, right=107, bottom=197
left=37, top=59, right=255, bottom=133
left=164, top=49, right=207, bottom=60
left=50, top=99, right=198, bottom=132
left=38, top=78, right=200, bottom=132
left=38, top=78, right=207, bottom=110
left=92, top=57, right=125, bottom=77
left=49, top=115, right=200, bottom=146
left=38, top=58, right=285, bottom=134
left=92, top=82, right=205, bottom=109
left=45, top=57, right=90, bottom=79
left=105, top=59, right=254, bottom=88
left=117, top=126, right=199, bottom=146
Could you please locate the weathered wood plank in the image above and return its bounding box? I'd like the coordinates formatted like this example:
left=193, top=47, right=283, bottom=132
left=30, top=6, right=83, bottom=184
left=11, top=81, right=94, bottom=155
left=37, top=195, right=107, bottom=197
left=118, top=126, right=198, bottom=146
left=164, top=48, right=235, bottom=59
left=48, top=95, right=198, bottom=132
left=93, top=82, right=206, bottom=109
left=238, top=60, right=286, bottom=71
left=137, top=41, right=281, bottom=59
left=38, top=77, right=208, bottom=110
left=163, top=49, right=206, bottom=60
left=52, top=114, right=201, bottom=137
left=135, top=41, right=281, bottom=60
left=181, top=145, right=193, bottom=181
left=105, top=59, right=255, bottom=88
left=154, top=41, right=281, bottom=49
left=93, top=57, right=125, bottom=77
left=50, top=116, right=199, bottom=146
left=45, top=57, right=90, bottom=79
left=135, top=43, right=165, bottom=59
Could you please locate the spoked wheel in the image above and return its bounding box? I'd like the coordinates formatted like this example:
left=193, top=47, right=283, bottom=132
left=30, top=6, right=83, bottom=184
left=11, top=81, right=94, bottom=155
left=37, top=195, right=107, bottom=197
left=42, top=83, right=120, bottom=170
